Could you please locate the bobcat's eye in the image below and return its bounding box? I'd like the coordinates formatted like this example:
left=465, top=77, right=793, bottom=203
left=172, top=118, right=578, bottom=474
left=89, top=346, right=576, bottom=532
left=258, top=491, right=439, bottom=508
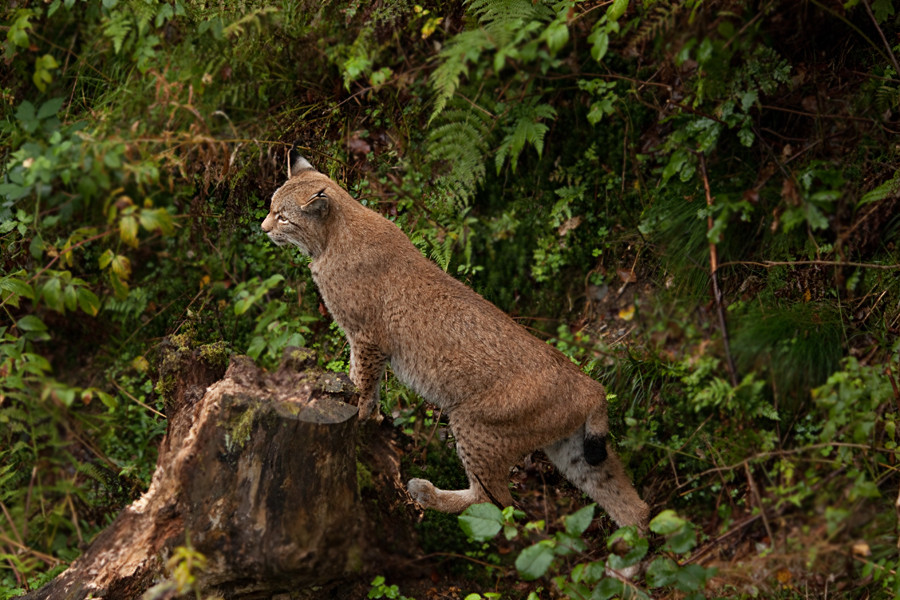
left=277, top=215, right=289, bottom=225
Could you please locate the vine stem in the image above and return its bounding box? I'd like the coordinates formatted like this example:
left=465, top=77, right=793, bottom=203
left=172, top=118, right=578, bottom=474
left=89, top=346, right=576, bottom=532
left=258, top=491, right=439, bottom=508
left=698, top=153, right=739, bottom=387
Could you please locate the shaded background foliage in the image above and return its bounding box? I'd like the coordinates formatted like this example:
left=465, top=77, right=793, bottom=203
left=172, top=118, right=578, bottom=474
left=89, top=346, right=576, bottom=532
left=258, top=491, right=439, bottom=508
left=1, top=0, right=899, bottom=597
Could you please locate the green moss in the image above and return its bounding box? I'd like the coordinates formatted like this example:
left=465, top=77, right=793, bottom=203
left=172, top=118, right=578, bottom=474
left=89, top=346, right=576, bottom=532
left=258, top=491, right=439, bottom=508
left=199, top=341, right=231, bottom=369
left=356, top=460, right=374, bottom=493
left=223, top=405, right=258, bottom=453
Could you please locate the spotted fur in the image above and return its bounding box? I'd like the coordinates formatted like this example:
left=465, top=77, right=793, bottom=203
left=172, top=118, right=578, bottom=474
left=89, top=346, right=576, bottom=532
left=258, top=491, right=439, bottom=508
left=261, top=151, right=649, bottom=529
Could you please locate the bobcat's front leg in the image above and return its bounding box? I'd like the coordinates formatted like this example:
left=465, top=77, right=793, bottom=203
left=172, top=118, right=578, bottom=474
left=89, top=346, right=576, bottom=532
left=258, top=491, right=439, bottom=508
left=349, top=339, right=387, bottom=420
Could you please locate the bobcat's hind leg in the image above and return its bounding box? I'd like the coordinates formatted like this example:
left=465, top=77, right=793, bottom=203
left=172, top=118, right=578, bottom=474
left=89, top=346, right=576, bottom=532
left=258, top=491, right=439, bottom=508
left=408, top=421, right=514, bottom=513
left=544, top=428, right=649, bottom=530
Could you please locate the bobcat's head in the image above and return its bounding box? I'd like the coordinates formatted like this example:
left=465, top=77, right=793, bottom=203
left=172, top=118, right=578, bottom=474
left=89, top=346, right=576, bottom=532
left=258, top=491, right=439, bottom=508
left=262, top=148, right=334, bottom=257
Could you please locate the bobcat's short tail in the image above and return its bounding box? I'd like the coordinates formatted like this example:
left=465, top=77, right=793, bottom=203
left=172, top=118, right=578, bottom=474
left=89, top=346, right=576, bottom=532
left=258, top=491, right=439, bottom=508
left=583, top=398, right=609, bottom=466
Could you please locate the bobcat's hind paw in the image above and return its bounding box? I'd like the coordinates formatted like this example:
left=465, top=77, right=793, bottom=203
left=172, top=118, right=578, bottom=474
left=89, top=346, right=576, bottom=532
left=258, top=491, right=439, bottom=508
left=407, top=478, right=437, bottom=509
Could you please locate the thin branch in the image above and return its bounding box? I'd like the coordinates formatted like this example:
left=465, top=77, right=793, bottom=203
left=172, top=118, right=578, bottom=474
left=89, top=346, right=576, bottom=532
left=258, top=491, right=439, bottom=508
left=718, top=259, right=900, bottom=270
left=744, top=463, right=774, bottom=548
left=861, top=0, right=900, bottom=76
left=698, top=153, right=738, bottom=387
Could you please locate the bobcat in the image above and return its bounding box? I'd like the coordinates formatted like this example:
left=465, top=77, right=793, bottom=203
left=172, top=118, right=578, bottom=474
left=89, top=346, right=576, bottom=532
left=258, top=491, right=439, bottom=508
left=261, top=150, right=649, bottom=529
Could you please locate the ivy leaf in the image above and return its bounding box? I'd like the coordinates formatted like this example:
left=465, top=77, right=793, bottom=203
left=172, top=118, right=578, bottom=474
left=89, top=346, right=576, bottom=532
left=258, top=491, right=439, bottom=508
left=515, top=541, right=555, bottom=580
left=459, top=503, right=504, bottom=541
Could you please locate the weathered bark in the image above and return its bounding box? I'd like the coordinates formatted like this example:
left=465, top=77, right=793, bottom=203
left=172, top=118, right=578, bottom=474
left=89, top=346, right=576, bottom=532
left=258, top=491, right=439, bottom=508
left=22, top=344, right=417, bottom=600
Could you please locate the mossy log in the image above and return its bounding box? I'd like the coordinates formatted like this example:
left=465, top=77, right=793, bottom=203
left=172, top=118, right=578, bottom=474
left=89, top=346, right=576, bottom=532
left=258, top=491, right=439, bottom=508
left=22, top=345, right=418, bottom=600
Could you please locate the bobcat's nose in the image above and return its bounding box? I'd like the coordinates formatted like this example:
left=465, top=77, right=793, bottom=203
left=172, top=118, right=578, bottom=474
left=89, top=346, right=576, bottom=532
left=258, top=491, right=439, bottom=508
left=261, top=214, right=274, bottom=233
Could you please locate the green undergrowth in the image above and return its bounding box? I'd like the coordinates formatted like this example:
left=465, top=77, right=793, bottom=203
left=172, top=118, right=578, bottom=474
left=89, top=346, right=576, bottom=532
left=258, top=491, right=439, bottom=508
left=3, top=0, right=900, bottom=598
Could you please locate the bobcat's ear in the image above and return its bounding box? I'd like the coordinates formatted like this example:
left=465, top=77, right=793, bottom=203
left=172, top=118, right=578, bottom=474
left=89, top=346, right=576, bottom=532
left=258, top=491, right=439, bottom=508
left=287, top=143, right=316, bottom=178
left=300, top=188, right=329, bottom=215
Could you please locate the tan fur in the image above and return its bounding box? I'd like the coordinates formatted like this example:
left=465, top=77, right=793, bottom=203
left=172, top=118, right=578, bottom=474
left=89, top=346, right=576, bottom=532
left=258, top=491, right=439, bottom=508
left=261, top=156, right=649, bottom=528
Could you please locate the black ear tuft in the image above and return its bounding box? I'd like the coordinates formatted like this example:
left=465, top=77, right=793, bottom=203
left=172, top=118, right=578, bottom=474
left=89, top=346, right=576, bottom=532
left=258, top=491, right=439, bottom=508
left=288, top=143, right=316, bottom=178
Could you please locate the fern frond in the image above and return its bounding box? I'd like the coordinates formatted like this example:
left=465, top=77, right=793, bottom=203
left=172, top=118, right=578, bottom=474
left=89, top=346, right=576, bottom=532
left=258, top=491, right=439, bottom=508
left=467, top=0, right=553, bottom=33
left=625, top=1, right=682, bottom=55
left=429, top=29, right=494, bottom=120
left=427, top=99, right=496, bottom=204
left=495, top=102, right=557, bottom=173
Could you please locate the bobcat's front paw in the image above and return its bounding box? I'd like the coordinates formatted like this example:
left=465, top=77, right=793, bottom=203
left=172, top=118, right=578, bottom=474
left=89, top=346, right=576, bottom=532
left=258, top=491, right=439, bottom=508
left=407, top=478, right=437, bottom=509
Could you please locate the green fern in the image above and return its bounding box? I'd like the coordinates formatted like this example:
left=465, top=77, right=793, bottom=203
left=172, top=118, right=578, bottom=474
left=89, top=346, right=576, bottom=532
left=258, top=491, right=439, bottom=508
left=429, top=29, right=494, bottom=120
left=467, top=0, right=552, bottom=35
left=624, top=0, right=682, bottom=55
left=427, top=100, right=495, bottom=203
left=429, top=0, right=554, bottom=120
left=495, top=101, right=556, bottom=173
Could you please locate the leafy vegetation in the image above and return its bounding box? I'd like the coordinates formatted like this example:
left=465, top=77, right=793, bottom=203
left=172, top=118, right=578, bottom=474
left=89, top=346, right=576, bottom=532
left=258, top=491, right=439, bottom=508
left=2, top=0, right=899, bottom=598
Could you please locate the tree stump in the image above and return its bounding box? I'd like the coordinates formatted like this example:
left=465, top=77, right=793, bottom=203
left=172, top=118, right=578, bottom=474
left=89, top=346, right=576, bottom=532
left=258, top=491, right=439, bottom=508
left=22, top=344, right=416, bottom=600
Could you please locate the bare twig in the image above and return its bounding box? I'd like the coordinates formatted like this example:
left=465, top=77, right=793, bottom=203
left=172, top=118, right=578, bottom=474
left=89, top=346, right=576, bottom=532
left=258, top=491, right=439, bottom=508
left=744, top=463, right=774, bottom=548
left=108, top=379, right=166, bottom=419
left=861, top=0, right=900, bottom=76
left=698, top=153, right=738, bottom=387
left=718, top=259, right=900, bottom=270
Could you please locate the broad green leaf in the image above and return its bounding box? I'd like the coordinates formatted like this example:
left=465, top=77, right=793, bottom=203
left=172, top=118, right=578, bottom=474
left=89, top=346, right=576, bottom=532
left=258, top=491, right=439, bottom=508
left=515, top=541, right=555, bottom=580
left=119, top=215, right=139, bottom=247
left=111, top=255, right=132, bottom=280
left=675, top=563, right=716, bottom=593
left=588, top=29, right=609, bottom=63
left=16, top=315, right=47, bottom=332
left=591, top=577, right=625, bottom=600
left=22, top=353, right=51, bottom=373
left=234, top=298, right=251, bottom=316
left=459, top=503, right=504, bottom=541
left=650, top=509, right=687, bottom=535
left=42, top=278, right=63, bottom=312
left=645, top=556, right=678, bottom=588
left=77, top=288, right=101, bottom=316
left=247, top=335, right=267, bottom=359
left=37, top=97, right=65, bottom=119
left=542, top=20, right=569, bottom=54
left=564, top=503, right=595, bottom=536
left=608, top=0, right=629, bottom=21
left=99, top=249, right=115, bottom=269
left=139, top=207, right=175, bottom=235
left=0, top=276, right=34, bottom=299
left=63, top=284, right=78, bottom=312
left=95, top=390, right=119, bottom=410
